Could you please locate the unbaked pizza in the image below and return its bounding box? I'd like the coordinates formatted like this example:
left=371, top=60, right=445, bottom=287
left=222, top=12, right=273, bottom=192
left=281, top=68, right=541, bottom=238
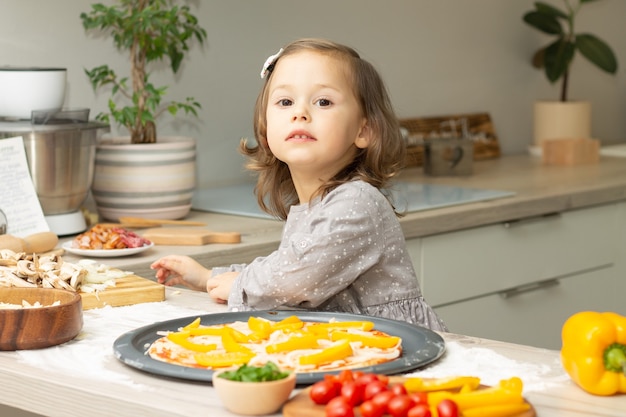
left=147, top=315, right=402, bottom=373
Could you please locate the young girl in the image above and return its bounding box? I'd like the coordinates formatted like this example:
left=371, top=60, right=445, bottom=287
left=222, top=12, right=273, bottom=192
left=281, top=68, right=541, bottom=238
left=151, top=38, right=447, bottom=331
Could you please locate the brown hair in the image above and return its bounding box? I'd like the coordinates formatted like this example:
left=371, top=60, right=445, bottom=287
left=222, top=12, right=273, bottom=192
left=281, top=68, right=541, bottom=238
left=240, top=38, right=405, bottom=220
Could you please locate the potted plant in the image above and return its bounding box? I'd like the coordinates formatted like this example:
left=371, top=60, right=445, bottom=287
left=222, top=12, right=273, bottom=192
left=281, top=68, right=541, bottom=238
left=523, top=0, right=618, bottom=150
left=80, top=0, right=207, bottom=220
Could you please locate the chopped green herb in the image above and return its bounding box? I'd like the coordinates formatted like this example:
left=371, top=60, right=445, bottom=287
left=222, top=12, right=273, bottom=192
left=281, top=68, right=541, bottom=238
left=218, top=361, right=290, bottom=382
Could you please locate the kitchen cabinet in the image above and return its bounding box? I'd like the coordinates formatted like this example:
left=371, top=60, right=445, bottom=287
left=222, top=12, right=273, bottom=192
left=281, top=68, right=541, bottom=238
left=407, top=202, right=625, bottom=350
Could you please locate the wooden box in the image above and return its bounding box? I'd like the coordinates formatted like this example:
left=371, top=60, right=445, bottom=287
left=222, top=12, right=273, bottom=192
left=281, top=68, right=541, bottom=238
left=400, top=112, right=501, bottom=167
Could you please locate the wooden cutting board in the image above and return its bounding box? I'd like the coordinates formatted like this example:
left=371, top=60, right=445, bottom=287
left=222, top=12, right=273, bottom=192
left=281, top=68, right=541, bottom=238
left=80, top=274, right=165, bottom=310
left=282, top=377, right=536, bottom=417
left=142, top=228, right=241, bottom=245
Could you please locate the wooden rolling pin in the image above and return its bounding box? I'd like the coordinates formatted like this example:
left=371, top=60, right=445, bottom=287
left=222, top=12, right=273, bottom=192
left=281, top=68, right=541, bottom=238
left=106, top=217, right=208, bottom=228
left=0, top=232, right=59, bottom=254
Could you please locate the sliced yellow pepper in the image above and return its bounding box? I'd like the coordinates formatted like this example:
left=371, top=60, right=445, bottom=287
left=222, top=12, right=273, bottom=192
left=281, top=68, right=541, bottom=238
left=330, top=330, right=400, bottom=349
left=248, top=316, right=272, bottom=334
left=271, top=315, right=305, bottom=332
left=224, top=325, right=250, bottom=343
left=187, top=326, right=226, bottom=336
left=404, top=376, right=481, bottom=393
left=194, top=351, right=254, bottom=368
left=166, top=331, right=217, bottom=352
left=266, top=333, right=319, bottom=354
left=182, top=317, right=201, bottom=330
left=222, top=328, right=254, bottom=355
left=307, top=321, right=375, bottom=333
left=561, top=311, right=626, bottom=396
left=299, top=339, right=353, bottom=366
left=427, top=377, right=524, bottom=410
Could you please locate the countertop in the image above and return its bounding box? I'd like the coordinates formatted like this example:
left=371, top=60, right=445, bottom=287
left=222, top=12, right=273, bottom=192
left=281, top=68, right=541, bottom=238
left=1, top=286, right=625, bottom=417
left=59, top=153, right=626, bottom=279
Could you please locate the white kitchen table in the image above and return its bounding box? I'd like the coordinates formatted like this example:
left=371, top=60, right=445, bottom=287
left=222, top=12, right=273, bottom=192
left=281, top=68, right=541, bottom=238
left=0, top=286, right=624, bottom=417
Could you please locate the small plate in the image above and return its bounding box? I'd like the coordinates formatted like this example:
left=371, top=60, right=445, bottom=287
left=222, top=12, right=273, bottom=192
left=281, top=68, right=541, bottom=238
left=62, top=241, right=154, bottom=258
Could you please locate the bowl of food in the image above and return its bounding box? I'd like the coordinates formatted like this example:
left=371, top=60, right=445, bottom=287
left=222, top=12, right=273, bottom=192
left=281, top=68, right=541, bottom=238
left=212, top=362, right=296, bottom=415
left=0, top=288, right=83, bottom=350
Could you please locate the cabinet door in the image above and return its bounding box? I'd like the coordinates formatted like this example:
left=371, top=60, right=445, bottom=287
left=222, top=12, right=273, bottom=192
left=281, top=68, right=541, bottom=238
left=419, top=204, right=619, bottom=306
left=434, top=265, right=626, bottom=350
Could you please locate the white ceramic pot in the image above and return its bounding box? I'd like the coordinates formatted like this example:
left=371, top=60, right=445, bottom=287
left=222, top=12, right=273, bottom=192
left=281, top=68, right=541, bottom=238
left=91, top=136, right=197, bottom=221
left=0, top=67, right=67, bottom=119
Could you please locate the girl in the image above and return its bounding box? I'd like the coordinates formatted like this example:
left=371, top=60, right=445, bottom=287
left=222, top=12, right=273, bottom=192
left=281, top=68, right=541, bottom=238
left=151, top=38, right=447, bottom=331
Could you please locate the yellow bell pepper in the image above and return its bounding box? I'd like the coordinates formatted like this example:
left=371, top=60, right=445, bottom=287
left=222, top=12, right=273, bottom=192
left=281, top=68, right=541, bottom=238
left=266, top=333, right=319, bottom=354
left=299, top=339, right=353, bottom=366
left=561, top=311, right=626, bottom=396
left=166, top=331, right=217, bottom=352
left=427, top=377, right=524, bottom=410
left=330, top=330, right=401, bottom=349
left=404, top=376, right=481, bottom=393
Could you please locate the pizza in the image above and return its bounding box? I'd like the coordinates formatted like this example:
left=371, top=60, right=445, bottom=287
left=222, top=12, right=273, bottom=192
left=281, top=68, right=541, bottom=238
left=147, top=315, right=402, bottom=373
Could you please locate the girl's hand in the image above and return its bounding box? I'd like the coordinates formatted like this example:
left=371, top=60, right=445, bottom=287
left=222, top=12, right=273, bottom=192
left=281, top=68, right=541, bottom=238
left=150, top=255, right=211, bottom=292
left=206, top=271, right=239, bottom=303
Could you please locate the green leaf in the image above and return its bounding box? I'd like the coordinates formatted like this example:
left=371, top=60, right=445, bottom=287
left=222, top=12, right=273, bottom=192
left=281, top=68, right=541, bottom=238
left=534, top=2, right=568, bottom=19
left=544, top=39, right=576, bottom=83
left=576, top=33, right=618, bottom=73
left=523, top=11, right=563, bottom=34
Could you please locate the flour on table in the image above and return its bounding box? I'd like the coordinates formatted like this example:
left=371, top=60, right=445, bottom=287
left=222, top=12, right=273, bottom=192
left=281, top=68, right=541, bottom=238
left=16, top=301, right=207, bottom=389
left=406, top=341, right=570, bottom=393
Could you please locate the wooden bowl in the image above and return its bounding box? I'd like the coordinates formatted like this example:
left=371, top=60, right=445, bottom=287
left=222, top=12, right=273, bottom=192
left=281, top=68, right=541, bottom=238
left=212, top=370, right=296, bottom=415
left=0, top=288, right=83, bottom=350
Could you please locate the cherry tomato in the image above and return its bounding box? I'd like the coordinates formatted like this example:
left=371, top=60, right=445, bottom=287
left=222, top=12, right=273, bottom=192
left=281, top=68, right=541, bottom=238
left=355, top=373, right=380, bottom=388
left=436, top=399, right=459, bottom=417
left=407, top=403, right=432, bottom=417
left=408, top=391, right=428, bottom=406
left=363, top=380, right=389, bottom=401
left=390, top=383, right=408, bottom=396
left=377, top=374, right=390, bottom=386
left=340, top=381, right=364, bottom=406
left=337, top=369, right=354, bottom=383
left=359, top=399, right=386, bottom=417
left=387, top=394, right=415, bottom=417
left=371, top=390, right=395, bottom=413
left=325, top=396, right=355, bottom=417
left=310, top=379, right=340, bottom=405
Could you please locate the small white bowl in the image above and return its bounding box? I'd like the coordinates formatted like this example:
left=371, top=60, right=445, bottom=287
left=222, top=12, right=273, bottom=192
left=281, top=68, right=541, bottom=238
left=212, top=370, right=296, bottom=415
left=0, top=67, right=67, bottom=119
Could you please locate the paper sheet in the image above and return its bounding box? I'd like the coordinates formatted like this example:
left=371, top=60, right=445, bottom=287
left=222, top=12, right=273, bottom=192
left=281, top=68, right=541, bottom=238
left=0, top=136, right=50, bottom=237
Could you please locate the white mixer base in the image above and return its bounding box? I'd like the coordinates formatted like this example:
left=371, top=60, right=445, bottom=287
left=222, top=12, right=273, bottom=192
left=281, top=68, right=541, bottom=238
left=45, top=211, right=87, bottom=236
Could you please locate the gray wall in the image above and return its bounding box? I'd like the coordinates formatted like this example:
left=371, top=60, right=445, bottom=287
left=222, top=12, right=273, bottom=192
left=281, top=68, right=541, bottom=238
left=2, top=0, right=625, bottom=189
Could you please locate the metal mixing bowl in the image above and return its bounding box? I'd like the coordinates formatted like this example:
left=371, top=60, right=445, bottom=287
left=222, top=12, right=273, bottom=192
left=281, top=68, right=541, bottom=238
left=0, top=120, right=109, bottom=215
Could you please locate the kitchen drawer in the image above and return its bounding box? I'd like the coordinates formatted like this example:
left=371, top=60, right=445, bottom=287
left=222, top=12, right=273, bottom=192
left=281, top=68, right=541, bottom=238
left=434, top=264, right=626, bottom=349
left=417, top=203, right=619, bottom=306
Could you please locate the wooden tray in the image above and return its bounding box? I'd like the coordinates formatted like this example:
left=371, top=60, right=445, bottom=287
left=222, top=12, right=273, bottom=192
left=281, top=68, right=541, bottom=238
left=80, top=275, right=165, bottom=310
left=283, top=377, right=535, bottom=417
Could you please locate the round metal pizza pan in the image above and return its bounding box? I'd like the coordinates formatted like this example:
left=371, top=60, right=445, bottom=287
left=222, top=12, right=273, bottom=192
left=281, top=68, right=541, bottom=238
left=113, top=310, right=446, bottom=385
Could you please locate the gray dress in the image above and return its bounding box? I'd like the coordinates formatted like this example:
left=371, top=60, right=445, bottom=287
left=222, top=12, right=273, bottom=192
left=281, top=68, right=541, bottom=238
left=211, top=180, right=447, bottom=331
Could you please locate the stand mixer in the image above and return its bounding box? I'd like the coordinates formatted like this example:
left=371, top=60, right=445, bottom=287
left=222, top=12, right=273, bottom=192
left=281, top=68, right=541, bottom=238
left=0, top=112, right=109, bottom=235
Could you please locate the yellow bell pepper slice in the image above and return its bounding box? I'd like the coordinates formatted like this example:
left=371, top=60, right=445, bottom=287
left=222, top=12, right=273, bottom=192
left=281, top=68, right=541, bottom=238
left=307, top=321, right=375, bottom=333
left=561, top=311, right=626, bottom=396
left=187, top=326, right=226, bottom=337
left=166, top=331, right=217, bottom=353
left=223, top=325, right=249, bottom=343
left=428, top=377, right=524, bottom=411
left=330, top=331, right=401, bottom=349
left=248, top=316, right=272, bottom=334
left=404, top=376, right=481, bottom=392
left=194, top=351, right=254, bottom=368
left=271, top=315, right=305, bottom=332
left=222, top=328, right=254, bottom=355
left=182, top=317, right=201, bottom=330
left=299, top=339, right=353, bottom=366
left=266, top=333, right=319, bottom=354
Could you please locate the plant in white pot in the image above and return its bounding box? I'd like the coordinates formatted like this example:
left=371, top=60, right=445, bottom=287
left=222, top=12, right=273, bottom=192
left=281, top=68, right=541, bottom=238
left=523, top=0, right=618, bottom=152
left=81, top=0, right=207, bottom=221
